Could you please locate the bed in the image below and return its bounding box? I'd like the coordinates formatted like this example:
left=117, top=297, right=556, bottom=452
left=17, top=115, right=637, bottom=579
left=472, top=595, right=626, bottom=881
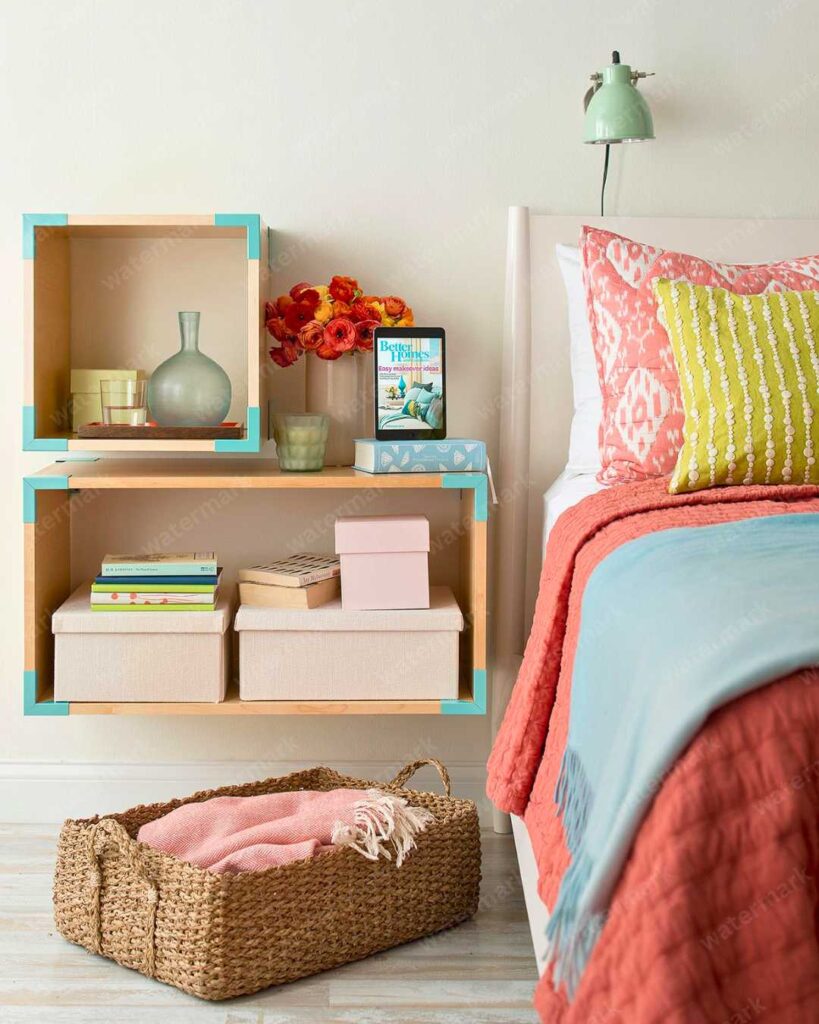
left=514, top=468, right=602, bottom=977
left=489, top=211, right=819, bottom=1022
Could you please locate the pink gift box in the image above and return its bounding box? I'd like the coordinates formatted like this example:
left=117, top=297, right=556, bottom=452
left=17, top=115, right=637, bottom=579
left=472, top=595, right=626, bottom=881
left=335, top=514, right=430, bottom=610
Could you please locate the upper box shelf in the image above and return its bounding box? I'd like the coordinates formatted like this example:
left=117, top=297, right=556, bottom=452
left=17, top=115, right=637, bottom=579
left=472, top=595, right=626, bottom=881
left=22, top=213, right=268, bottom=453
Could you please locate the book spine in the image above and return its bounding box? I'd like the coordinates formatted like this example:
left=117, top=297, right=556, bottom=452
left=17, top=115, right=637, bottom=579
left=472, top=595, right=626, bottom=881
left=100, top=563, right=217, bottom=577
left=243, top=566, right=339, bottom=588
left=90, top=603, right=216, bottom=612
left=293, top=568, right=340, bottom=587
left=90, top=593, right=216, bottom=603
left=92, top=583, right=217, bottom=593
left=95, top=574, right=220, bottom=586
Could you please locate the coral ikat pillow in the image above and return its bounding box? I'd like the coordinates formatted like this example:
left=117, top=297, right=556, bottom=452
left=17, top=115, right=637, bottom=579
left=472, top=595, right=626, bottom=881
left=580, top=226, right=819, bottom=484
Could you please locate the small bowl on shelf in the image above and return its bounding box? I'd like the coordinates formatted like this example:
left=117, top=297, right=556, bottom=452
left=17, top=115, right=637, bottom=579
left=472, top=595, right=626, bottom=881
left=272, top=413, right=329, bottom=471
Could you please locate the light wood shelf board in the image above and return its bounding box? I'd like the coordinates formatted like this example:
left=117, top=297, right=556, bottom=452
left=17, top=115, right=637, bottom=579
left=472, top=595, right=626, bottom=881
left=46, top=460, right=447, bottom=490
left=67, top=688, right=444, bottom=716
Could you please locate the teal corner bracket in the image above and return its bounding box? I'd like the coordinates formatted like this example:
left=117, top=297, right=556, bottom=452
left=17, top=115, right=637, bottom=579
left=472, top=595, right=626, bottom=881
left=23, top=405, right=69, bottom=452
left=23, top=213, right=68, bottom=259
left=24, top=474, right=71, bottom=524
left=24, top=670, right=69, bottom=717
left=441, top=472, right=488, bottom=521
left=441, top=669, right=487, bottom=715
left=214, top=213, right=261, bottom=260
left=215, top=406, right=261, bottom=452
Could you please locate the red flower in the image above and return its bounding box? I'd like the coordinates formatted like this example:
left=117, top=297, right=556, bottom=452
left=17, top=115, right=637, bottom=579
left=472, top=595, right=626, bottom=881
left=322, top=317, right=357, bottom=356
left=265, top=316, right=292, bottom=343
left=329, top=275, right=359, bottom=304
left=355, top=319, right=379, bottom=352
left=289, top=281, right=313, bottom=300
left=350, top=299, right=382, bottom=324
left=270, top=339, right=301, bottom=367
left=383, top=295, right=407, bottom=319
left=293, top=287, right=320, bottom=310
left=284, top=300, right=317, bottom=333
left=288, top=282, right=320, bottom=310
left=298, top=319, right=325, bottom=352
left=265, top=301, right=277, bottom=322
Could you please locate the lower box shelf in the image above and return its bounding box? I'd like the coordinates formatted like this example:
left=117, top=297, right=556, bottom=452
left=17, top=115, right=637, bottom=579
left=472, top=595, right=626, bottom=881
left=24, top=462, right=489, bottom=717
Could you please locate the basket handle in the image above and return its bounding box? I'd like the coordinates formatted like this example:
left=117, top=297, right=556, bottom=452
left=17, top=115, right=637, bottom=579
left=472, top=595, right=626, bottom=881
left=85, top=818, right=158, bottom=976
left=389, top=758, right=451, bottom=797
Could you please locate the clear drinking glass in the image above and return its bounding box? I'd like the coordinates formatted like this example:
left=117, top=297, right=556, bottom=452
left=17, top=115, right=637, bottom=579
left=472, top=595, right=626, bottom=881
left=100, top=379, right=147, bottom=426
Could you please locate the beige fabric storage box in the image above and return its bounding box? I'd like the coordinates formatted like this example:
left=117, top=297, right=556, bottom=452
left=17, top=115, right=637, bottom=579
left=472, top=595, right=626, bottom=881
left=236, top=585, right=463, bottom=701
left=52, top=584, right=231, bottom=703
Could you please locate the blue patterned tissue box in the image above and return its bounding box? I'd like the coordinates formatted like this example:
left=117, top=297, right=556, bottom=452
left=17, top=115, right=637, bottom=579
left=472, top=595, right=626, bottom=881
left=354, top=439, right=486, bottom=474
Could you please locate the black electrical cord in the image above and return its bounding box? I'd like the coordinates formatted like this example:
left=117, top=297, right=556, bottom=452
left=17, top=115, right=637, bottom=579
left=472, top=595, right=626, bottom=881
left=600, top=143, right=610, bottom=217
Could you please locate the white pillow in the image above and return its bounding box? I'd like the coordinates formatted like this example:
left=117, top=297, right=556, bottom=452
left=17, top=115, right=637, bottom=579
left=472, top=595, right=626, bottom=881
left=556, top=243, right=603, bottom=475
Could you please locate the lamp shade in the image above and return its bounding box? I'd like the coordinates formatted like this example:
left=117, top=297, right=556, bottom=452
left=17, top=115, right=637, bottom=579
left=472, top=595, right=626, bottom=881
left=584, top=60, right=654, bottom=144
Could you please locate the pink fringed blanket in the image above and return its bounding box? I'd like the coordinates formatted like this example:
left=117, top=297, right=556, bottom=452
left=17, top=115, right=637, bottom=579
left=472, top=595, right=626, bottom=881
left=138, top=787, right=432, bottom=874
left=488, top=478, right=819, bottom=1023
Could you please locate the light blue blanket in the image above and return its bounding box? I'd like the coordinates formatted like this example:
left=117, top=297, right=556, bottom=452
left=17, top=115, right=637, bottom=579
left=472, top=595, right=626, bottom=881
left=548, top=513, right=819, bottom=996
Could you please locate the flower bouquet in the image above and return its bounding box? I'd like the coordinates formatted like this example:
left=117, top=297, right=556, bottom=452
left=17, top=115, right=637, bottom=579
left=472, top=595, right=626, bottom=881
left=266, top=276, right=414, bottom=368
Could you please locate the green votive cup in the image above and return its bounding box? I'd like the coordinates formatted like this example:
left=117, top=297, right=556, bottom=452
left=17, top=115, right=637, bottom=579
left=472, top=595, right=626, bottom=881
left=273, top=413, right=329, bottom=471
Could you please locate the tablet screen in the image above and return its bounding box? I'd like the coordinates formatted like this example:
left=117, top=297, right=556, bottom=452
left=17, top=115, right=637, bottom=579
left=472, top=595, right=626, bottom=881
left=374, top=328, right=446, bottom=440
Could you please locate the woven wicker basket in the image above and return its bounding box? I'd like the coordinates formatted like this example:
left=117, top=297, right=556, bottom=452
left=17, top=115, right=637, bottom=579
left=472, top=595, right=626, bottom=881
left=53, top=758, right=481, bottom=1000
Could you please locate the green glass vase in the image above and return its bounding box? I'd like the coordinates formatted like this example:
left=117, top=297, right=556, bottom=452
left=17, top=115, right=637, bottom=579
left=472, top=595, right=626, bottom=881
left=147, top=312, right=232, bottom=427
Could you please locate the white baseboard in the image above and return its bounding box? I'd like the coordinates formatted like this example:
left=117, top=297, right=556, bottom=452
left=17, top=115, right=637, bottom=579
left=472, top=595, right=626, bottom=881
left=0, top=760, right=491, bottom=825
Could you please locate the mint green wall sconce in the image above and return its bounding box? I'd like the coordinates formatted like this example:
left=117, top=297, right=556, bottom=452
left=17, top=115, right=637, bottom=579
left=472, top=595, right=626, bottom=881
left=583, top=51, right=655, bottom=215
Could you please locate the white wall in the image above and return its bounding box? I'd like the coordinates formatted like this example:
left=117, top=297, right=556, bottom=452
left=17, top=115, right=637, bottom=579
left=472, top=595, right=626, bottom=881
left=3, top=0, right=819, bottom=814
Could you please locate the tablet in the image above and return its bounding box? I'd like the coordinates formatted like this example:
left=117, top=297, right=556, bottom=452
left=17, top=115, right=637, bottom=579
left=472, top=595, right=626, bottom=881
left=373, top=327, right=446, bottom=441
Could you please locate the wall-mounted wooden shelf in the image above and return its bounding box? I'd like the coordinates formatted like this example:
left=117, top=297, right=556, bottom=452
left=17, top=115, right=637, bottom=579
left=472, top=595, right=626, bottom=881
left=23, top=462, right=488, bottom=717
left=23, top=214, right=268, bottom=454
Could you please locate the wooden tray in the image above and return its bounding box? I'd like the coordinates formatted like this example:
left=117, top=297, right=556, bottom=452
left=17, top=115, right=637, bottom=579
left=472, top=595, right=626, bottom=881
left=77, top=421, right=244, bottom=440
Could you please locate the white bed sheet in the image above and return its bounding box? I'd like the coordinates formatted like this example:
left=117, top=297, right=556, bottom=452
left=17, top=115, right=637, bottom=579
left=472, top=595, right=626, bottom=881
left=542, top=469, right=604, bottom=556
left=515, top=469, right=605, bottom=973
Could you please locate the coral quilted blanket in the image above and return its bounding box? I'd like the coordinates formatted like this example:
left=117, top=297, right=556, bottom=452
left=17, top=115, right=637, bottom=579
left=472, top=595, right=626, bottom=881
left=487, top=478, right=819, bottom=1023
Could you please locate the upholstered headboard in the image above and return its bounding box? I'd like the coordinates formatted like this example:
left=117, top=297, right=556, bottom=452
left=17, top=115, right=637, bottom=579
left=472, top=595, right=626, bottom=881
left=491, top=209, right=819, bottom=739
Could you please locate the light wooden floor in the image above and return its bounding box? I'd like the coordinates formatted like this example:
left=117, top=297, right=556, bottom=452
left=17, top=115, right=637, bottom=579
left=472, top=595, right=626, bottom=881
left=0, top=825, right=539, bottom=1024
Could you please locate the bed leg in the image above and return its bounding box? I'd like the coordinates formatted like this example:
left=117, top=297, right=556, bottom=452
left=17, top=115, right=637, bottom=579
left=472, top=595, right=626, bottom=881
left=493, top=808, right=512, bottom=834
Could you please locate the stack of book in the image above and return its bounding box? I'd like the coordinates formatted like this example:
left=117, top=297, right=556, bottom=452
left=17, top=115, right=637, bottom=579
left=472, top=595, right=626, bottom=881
left=91, top=552, right=220, bottom=611
left=238, top=554, right=340, bottom=609
left=354, top=438, right=486, bottom=474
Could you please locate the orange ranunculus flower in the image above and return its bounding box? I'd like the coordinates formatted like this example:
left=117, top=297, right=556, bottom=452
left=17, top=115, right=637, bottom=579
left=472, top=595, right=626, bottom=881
left=275, top=294, right=293, bottom=316
left=298, top=320, right=325, bottom=352
left=395, top=308, right=414, bottom=327
left=313, top=300, right=333, bottom=324
left=270, top=338, right=301, bottom=367
left=265, top=316, right=292, bottom=343
left=329, top=275, right=359, bottom=304
left=355, top=319, right=379, bottom=352
left=350, top=299, right=383, bottom=324
left=322, top=316, right=357, bottom=355
left=332, top=300, right=353, bottom=318
left=383, top=295, right=407, bottom=318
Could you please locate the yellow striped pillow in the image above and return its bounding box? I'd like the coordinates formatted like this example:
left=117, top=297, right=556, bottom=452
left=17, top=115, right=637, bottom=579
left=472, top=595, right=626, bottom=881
left=653, top=278, right=819, bottom=494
